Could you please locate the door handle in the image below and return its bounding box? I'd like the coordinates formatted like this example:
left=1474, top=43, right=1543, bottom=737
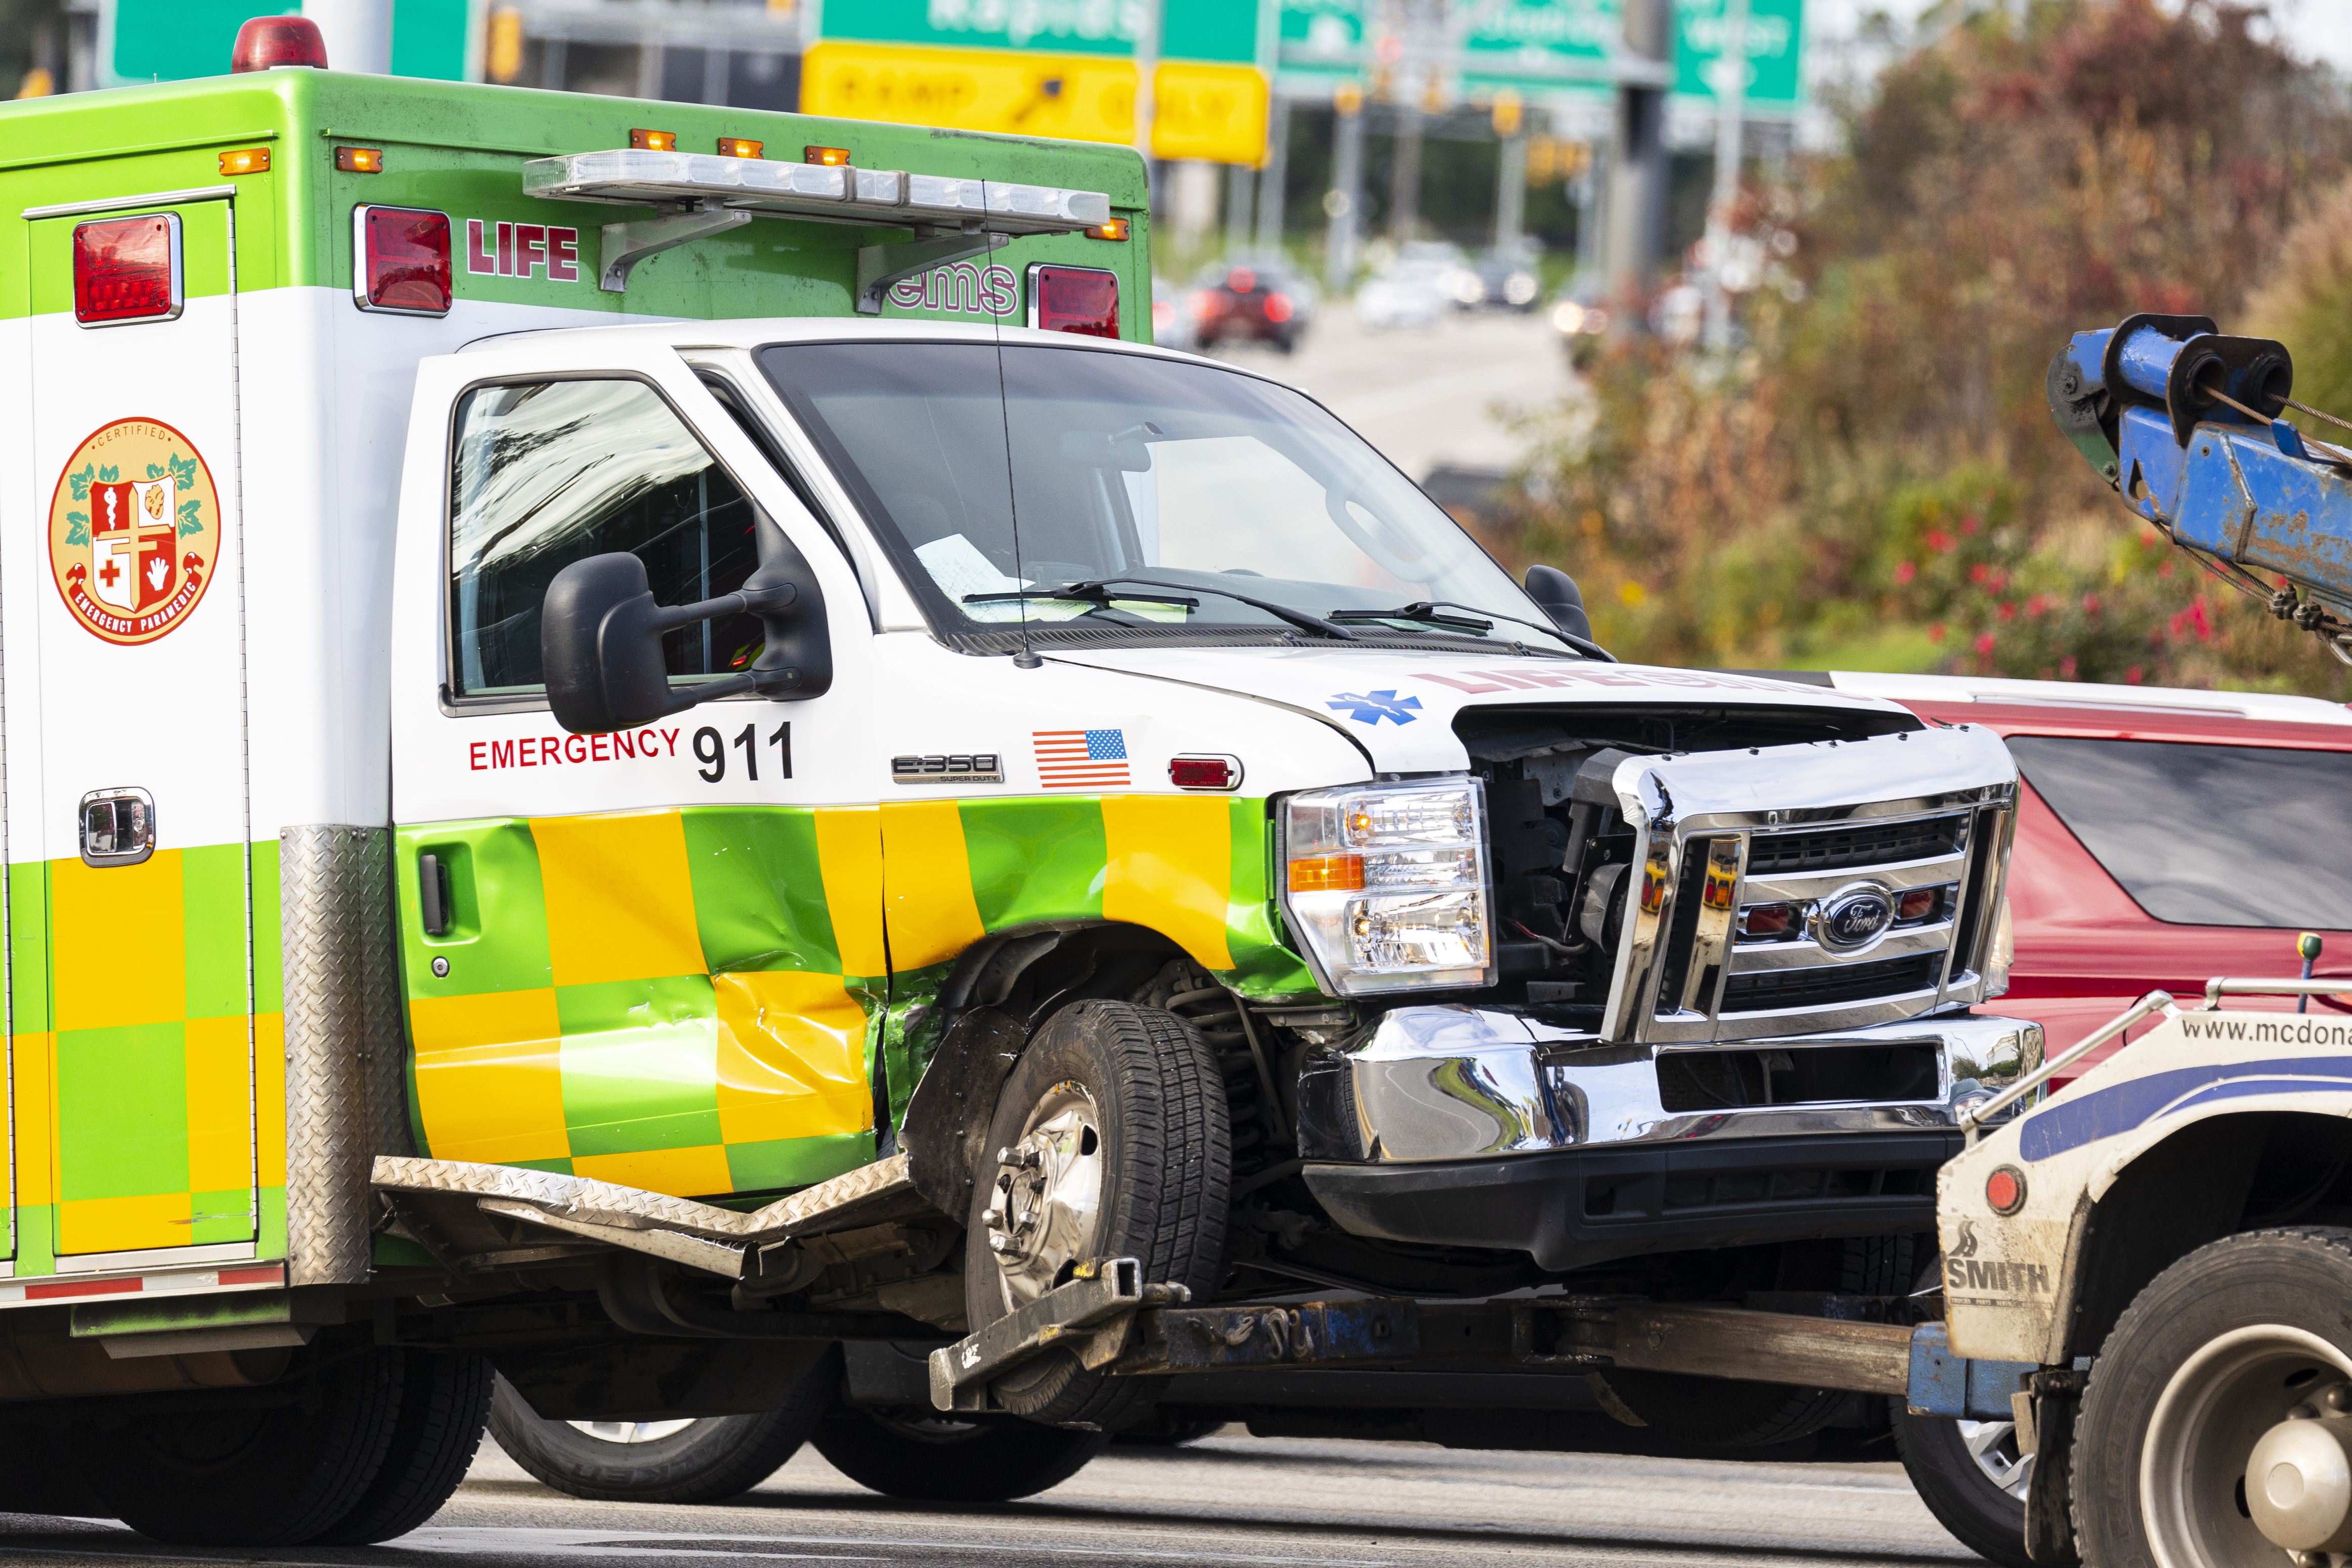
left=79, top=788, right=155, bottom=867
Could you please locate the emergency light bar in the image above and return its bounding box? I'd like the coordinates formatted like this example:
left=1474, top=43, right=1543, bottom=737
left=520, top=149, right=1109, bottom=234
left=521, top=148, right=1116, bottom=306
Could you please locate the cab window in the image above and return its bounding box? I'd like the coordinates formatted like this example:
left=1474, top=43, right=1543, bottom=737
left=448, top=378, right=763, bottom=699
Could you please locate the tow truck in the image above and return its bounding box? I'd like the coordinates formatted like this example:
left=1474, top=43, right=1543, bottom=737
left=0, top=13, right=2062, bottom=1547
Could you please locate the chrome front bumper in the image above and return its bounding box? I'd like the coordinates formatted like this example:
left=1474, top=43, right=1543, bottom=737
left=1294, top=1005, right=2043, bottom=1165
left=1292, top=1005, right=2042, bottom=1272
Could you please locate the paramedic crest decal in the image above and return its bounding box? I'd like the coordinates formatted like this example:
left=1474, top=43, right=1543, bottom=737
left=48, top=418, right=220, bottom=645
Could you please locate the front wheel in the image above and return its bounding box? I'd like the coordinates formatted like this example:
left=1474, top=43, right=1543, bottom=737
left=812, top=1406, right=1108, bottom=1501
left=1889, top=1399, right=2036, bottom=1567
left=964, top=999, right=1231, bottom=1430
left=2076, top=1227, right=2352, bottom=1566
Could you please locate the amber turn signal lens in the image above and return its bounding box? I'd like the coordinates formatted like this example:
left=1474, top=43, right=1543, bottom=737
left=218, top=148, right=270, bottom=176
left=804, top=145, right=852, bottom=166
left=334, top=147, right=383, bottom=173
left=1086, top=217, right=1130, bottom=241
left=629, top=128, right=677, bottom=152
left=716, top=138, right=764, bottom=159
left=1289, top=854, right=1366, bottom=894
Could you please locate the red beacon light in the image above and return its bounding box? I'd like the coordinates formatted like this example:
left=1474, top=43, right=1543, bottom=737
left=232, top=15, right=329, bottom=72
left=1028, top=264, right=1118, bottom=338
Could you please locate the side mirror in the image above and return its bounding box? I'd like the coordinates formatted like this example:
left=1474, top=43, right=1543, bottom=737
left=541, top=525, right=832, bottom=735
left=1526, top=563, right=1595, bottom=644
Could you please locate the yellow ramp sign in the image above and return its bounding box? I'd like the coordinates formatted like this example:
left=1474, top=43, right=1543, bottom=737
left=803, top=41, right=1269, bottom=166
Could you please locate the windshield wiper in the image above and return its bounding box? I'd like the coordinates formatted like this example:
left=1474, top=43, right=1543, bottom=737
left=1331, top=599, right=1615, bottom=663
left=967, top=576, right=1360, bottom=641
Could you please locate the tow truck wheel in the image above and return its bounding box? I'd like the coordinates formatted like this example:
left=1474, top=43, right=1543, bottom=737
left=964, top=999, right=1231, bottom=1430
left=2076, top=1227, right=2352, bottom=1567
left=811, top=1406, right=1110, bottom=1501
left=486, top=1361, right=833, bottom=1504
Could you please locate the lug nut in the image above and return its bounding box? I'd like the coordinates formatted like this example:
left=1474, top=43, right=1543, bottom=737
left=2326, top=1385, right=2352, bottom=1414
left=989, top=1234, right=1011, bottom=1253
left=995, top=1146, right=1013, bottom=1165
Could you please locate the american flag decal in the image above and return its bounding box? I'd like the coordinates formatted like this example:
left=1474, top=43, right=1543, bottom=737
left=1034, top=727, right=1130, bottom=790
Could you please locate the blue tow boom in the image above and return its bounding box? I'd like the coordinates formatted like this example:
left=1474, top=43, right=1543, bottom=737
left=2051, top=314, right=2352, bottom=659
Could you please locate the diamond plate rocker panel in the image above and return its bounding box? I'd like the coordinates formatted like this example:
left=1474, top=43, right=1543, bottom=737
left=283, top=825, right=410, bottom=1286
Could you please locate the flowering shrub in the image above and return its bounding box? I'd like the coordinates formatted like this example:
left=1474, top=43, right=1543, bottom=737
left=1492, top=0, right=2352, bottom=695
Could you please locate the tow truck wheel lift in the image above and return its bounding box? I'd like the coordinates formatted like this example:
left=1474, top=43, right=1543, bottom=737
left=925, top=1256, right=2031, bottom=1427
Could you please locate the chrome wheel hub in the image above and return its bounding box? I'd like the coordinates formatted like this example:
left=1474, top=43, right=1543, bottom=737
left=568, top=1418, right=698, bottom=1444
left=981, top=1081, right=1104, bottom=1313
left=2143, top=1325, right=2352, bottom=1567
left=1961, top=1417, right=2034, bottom=1503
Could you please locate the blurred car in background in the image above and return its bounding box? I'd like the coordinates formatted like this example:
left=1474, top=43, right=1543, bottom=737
left=1152, top=275, right=1196, bottom=352
left=1803, top=672, right=2352, bottom=1090
left=1456, top=245, right=1541, bottom=312
left=1189, top=258, right=1313, bottom=353
left=1550, top=290, right=1611, bottom=367
left=1355, top=245, right=1461, bottom=330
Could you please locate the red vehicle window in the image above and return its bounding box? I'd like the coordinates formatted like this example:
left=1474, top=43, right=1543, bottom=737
left=2008, top=735, right=2352, bottom=928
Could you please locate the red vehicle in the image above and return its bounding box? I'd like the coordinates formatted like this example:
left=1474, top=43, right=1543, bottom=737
left=1813, top=672, right=2352, bottom=1087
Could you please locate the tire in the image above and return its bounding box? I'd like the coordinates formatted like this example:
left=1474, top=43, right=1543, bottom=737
left=2075, top=1226, right=2352, bottom=1567
left=964, top=999, right=1230, bottom=1430
left=105, top=1340, right=405, bottom=1546
left=1891, top=1400, right=2036, bottom=1567
left=313, top=1351, right=494, bottom=1545
left=487, top=1358, right=833, bottom=1505
left=813, top=1406, right=1109, bottom=1501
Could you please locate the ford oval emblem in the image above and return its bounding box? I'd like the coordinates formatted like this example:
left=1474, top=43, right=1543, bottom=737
left=1818, top=886, right=1895, bottom=951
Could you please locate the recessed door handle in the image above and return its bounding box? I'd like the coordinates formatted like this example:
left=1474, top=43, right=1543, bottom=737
left=79, top=788, right=155, bottom=867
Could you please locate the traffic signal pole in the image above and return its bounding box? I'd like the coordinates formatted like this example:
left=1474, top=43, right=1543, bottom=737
left=1606, top=0, right=1670, bottom=306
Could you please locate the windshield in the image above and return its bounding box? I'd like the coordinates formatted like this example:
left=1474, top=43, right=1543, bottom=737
left=756, top=340, right=1563, bottom=648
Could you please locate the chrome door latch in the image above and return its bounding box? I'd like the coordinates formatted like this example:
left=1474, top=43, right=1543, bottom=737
left=79, top=787, right=156, bottom=867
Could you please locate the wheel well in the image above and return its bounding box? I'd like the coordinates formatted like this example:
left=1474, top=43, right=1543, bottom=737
left=2059, top=1110, right=2352, bottom=1361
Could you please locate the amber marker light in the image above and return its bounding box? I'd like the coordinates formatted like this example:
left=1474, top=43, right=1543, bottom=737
left=335, top=147, right=383, bottom=173
left=629, top=128, right=677, bottom=151
left=805, top=145, right=852, bottom=166
left=1086, top=217, right=1130, bottom=241
left=219, top=148, right=270, bottom=176
left=1289, top=854, right=1366, bottom=894
left=717, top=138, right=764, bottom=159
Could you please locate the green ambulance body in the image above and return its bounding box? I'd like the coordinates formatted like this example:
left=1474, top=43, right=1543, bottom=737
left=0, top=48, right=2038, bottom=1545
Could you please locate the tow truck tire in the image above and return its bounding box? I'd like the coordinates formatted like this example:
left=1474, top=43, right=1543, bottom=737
left=487, top=1361, right=833, bottom=1504
left=812, top=1406, right=1110, bottom=1501
left=105, top=1340, right=406, bottom=1546
left=2075, top=1227, right=2352, bottom=1568
left=1889, top=1401, right=2037, bottom=1568
left=964, top=999, right=1231, bottom=1431
left=312, top=1351, right=494, bottom=1545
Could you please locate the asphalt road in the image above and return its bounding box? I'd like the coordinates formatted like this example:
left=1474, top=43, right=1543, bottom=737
left=0, top=1429, right=1981, bottom=1568
left=1205, top=302, right=1574, bottom=485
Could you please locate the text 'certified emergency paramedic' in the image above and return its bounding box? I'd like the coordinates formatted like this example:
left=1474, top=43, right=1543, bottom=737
left=47, top=417, right=221, bottom=645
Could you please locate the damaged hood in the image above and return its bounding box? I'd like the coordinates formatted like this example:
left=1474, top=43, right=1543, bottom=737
left=1042, top=645, right=1917, bottom=773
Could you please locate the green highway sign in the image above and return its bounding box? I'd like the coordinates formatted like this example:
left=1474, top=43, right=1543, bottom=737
left=1673, top=0, right=1803, bottom=108
left=826, top=0, right=1263, bottom=65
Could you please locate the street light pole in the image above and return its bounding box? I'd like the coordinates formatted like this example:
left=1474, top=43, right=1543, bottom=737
left=302, top=0, right=391, bottom=72
left=1326, top=82, right=1365, bottom=292
left=1702, top=0, right=1751, bottom=352
left=1131, top=0, right=1161, bottom=167
left=1605, top=0, right=1670, bottom=308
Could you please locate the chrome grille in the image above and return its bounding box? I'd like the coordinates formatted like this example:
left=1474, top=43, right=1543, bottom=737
left=1594, top=726, right=2019, bottom=1045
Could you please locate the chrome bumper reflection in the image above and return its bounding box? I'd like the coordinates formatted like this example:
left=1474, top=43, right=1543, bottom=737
left=1294, top=1005, right=2043, bottom=1165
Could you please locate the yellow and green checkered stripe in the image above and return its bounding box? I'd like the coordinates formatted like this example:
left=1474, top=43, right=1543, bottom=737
left=4, top=841, right=282, bottom=1272
left=398, top=806, right=886, bottom=1200
left=400, top=794, right=1317, bottom=1199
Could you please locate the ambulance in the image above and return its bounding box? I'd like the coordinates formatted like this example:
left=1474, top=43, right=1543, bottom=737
left=0, top=19, right=2039, bottom=1544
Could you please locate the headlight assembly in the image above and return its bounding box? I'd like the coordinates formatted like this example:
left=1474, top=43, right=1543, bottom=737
left=1280, top=777, right=1493, bottom=995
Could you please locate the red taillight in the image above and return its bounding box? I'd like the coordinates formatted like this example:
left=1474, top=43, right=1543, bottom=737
left=73, top=213, right=181, bottom=326
left=1986, top=1165, right=2026, bottom=1215
left=1028, top=264, right=1119, bottom=338
left=232, top=15, right=328, bottom=71
left=354, top=205, right=452, bottom=317
left=1263, top=292, right=1294, bottom=323
left=1168, top=755, right=1242, bottom=791
left=1229, top=267, right=1256, bottom=293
